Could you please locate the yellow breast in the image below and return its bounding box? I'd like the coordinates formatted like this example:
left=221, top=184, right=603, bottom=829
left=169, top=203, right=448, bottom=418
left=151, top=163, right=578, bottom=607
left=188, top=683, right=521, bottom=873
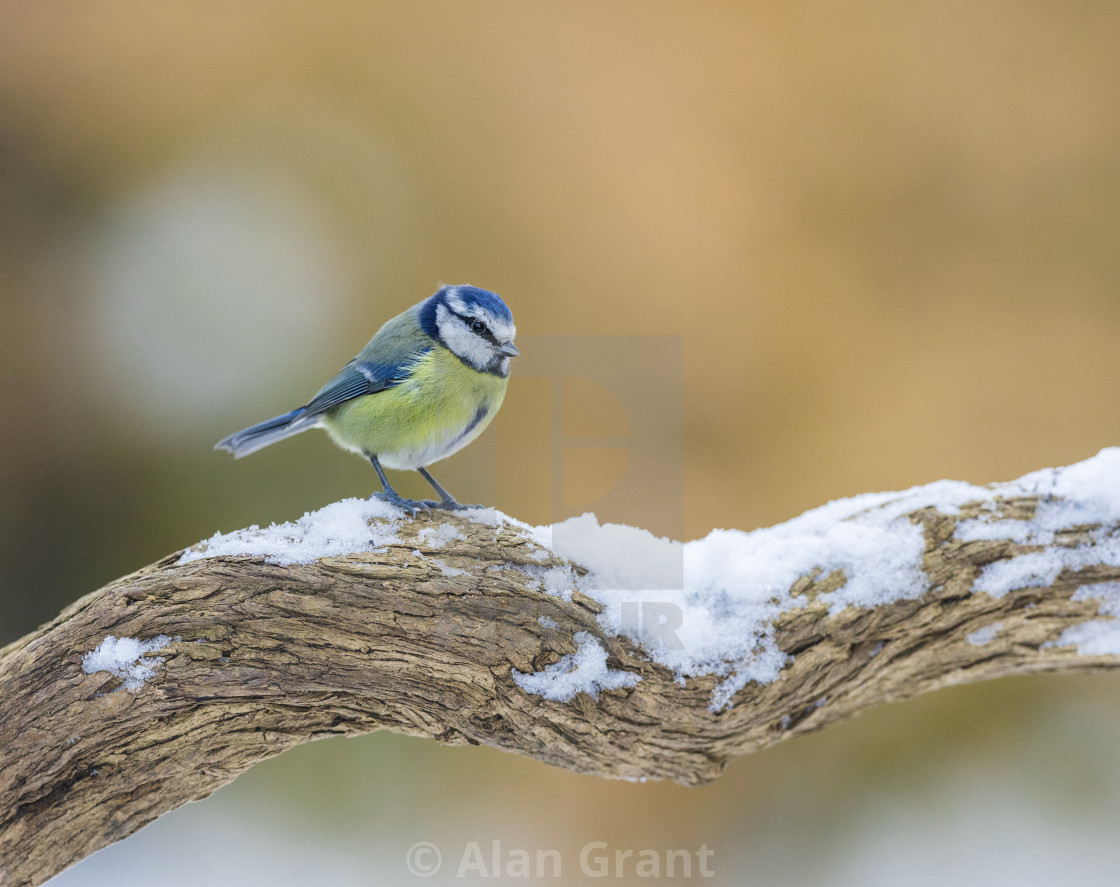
left=321, top=347, right=508, bottom=470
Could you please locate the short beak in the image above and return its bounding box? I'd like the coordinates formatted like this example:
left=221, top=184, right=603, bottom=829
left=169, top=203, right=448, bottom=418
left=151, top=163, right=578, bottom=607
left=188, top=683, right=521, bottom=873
left=498, top=341, right=520, bottom=358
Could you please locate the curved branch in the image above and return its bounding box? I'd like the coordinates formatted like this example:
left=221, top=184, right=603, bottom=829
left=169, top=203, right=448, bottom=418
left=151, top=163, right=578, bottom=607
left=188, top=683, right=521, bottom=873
left=4, top=453, right=1120, bottom=885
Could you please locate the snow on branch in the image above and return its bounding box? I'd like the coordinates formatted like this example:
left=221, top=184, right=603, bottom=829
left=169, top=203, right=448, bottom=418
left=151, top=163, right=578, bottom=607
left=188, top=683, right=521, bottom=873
left=4, top=450, right=1120, bottom=885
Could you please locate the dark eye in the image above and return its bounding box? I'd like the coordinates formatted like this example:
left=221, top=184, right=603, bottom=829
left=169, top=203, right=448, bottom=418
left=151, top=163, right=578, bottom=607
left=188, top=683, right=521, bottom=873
left=470, top=320, right=487, bottom=334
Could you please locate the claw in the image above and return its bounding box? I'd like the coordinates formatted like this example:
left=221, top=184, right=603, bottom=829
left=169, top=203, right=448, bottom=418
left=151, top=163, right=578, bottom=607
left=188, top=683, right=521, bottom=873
left=371, top=490, right=432, bottom=518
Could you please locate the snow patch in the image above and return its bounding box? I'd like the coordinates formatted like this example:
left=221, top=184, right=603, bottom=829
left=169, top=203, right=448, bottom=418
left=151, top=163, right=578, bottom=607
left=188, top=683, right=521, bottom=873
left=966, top=623, right=1002, bottom=646
left=960, top=450, right=1120, bottom=596
left=431, top=559, right=467, bottom=577
left=1049, top=581, right=1120, bottom=655
left=1052, top=620, right=1120, bottom=656
left=543, top=480, right=984, bottom=710
left=511, top=632, right=640, bottom=701
left=82, top=635, right=175, bottom=691
left=417, top=524, right=463, bottom=549
left=179, top=497, right=403, bottom=565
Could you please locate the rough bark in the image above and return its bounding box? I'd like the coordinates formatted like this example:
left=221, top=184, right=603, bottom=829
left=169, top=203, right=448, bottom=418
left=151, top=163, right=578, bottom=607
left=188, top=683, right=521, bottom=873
left=2, top=489, right=1119, bottom=886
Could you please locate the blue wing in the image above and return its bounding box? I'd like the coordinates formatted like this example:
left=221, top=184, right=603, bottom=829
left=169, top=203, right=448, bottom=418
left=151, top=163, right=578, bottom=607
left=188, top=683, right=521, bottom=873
left=301, top=354, right=426, bottom=418
left=215, top=306, right=431, bottom=458
left=301, top=307, right=433, bottom=417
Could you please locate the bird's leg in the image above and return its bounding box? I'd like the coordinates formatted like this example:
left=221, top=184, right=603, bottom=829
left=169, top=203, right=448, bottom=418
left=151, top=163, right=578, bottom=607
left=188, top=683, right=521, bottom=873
left=368, top=455, right=431, bottom=517
left=417, top=467, right=481, bottom=511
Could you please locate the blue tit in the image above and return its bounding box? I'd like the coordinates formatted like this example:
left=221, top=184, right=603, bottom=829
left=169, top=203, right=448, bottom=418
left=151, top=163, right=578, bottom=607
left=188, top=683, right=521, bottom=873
left=215, top=284, right=519, bottom=515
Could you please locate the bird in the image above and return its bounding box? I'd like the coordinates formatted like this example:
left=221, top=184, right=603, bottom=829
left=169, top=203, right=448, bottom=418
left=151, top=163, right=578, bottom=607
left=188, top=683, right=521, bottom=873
left=215, top=284, right=519, bottom=516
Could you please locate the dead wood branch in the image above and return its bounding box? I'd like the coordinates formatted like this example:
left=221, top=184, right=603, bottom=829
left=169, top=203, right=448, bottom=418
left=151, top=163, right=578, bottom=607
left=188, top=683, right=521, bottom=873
left=3, top=472, right=1120, bottom=885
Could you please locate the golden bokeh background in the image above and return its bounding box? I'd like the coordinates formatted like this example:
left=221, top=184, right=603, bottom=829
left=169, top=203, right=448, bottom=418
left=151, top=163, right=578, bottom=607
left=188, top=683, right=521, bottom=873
left=2, top=3, right=1120, bottom=884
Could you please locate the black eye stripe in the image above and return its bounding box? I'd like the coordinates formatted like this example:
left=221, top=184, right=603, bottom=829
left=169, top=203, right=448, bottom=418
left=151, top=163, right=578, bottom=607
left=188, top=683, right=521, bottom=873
left=463, top=315, right=499, bottom=343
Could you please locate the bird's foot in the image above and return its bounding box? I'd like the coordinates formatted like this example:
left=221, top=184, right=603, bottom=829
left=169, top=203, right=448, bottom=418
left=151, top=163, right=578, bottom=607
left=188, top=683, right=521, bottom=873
left=371, top=490, right=432, bottom=518
left=422, top=497, right=482, bottom=512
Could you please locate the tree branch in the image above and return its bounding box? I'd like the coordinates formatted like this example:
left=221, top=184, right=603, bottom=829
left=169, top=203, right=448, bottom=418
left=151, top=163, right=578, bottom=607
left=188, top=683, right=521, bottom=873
left=4, top=455, right=1120, bottom=885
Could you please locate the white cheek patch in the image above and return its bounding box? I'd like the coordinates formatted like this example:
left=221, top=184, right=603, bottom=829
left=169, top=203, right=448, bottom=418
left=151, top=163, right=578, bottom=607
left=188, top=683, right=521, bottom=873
left=436, top=303, right=493, bottom=370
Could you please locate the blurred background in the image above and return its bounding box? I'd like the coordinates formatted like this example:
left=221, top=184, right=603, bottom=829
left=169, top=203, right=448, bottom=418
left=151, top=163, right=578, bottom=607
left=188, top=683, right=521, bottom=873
left=2, top=1, right=1120, bottom=884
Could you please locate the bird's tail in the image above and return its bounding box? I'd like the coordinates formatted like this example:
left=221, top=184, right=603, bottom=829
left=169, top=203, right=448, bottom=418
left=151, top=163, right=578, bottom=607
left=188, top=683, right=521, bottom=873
left=214, top=407, right=319, bottom=458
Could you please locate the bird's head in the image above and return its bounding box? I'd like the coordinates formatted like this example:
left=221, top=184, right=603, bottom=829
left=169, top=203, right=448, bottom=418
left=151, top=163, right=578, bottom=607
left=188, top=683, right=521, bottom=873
left=423, top=285, right=519, bottom=377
